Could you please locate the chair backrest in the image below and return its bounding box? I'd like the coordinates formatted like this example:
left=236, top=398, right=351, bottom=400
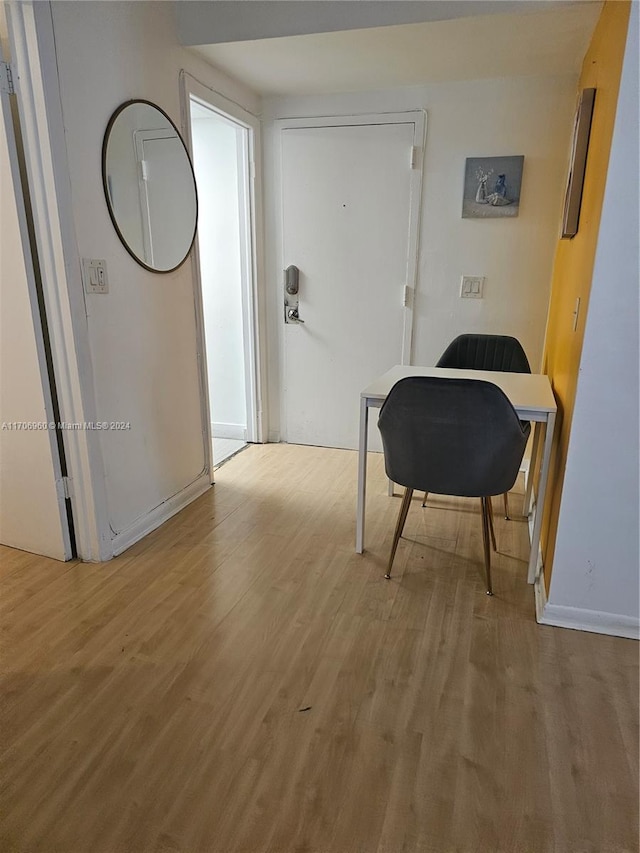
left=377, top=376, right=529, bottom=496
left=436, top=334, right=531, bottom=374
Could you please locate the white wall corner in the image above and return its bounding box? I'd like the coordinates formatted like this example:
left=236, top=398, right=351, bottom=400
left=530, top=477, right=639, bottom=641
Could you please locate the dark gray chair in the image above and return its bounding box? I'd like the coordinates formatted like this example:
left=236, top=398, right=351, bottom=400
left=437, top=333, right=531, bottom=374
left=428, top=333, right=532, bottom=519
left=378, top=376, right=529, bottom=594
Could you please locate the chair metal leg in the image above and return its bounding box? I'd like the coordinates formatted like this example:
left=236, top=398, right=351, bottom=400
left=480, top=497, right=493, bottom=596
left=385, top=487, right=413, bottom=579
left=503, top=491, right=510, bottom=520
left=487, top=497, right=497, bottom=551
left=422, top=492, right=429, bottom=507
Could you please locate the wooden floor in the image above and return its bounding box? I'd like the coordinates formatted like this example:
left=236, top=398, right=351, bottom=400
left=1, top=444, right=638, bottom=853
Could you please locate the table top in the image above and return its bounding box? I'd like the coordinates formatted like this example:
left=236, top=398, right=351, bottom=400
left=361, top=365, right=557, bottom=416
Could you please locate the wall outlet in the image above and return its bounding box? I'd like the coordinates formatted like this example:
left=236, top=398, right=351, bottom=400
left=460, top=275, right=484, bottom=299
left=82, top=258, right=109, bottom=294
left=572, top=296, right=581, bottom=331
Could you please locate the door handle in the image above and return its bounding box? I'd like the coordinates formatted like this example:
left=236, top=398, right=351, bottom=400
left=285, top=265, right=299, bottom=295
left=284, top=265, right=304, bottom=323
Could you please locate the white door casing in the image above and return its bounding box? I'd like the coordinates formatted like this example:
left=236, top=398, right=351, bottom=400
left=190, top=107, right=248, bottom=450
left=0, top=41, right=72, bottom=559
left=179, top=71, right=266, bottom=464
left=4, top=1, right=111, bottom=560
left=279, top=112, right=426, bottom=451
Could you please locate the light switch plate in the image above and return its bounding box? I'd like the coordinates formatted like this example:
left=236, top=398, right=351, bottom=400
left=460, top=275, right=484, bottom=299
left=82, top=258, right=109, bottom=294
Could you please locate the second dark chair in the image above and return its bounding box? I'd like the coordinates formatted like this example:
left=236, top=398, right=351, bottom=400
left=425, top=333, right=532, bottom=519
left=437, top=333, right=531, bottom=375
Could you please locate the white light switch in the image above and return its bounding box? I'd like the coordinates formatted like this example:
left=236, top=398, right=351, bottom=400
left=82, top=258, right=109, bottom=294
left=460, top=276, right=484, bottom=299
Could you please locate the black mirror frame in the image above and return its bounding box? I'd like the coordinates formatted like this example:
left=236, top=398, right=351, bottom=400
left=101, top=98, right=198, bottom=273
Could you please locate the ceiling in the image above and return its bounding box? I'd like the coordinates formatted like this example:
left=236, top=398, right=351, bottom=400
left=190, top=2, right=602, bottom=97
left=177, top=1, right=585, bottom=45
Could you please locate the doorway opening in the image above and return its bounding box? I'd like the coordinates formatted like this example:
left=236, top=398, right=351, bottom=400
left=189, top=96, right=259, bottom=467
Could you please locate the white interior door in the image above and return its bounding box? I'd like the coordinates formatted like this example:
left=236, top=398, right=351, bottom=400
left=281, top=116, right=423, bottom=450
left=0, top=47, right=72, bottom=559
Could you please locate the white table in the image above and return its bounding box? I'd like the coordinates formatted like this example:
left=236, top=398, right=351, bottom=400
left=356, top=365, right=557, bottom=584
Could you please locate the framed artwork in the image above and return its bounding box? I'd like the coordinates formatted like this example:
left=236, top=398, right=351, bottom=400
left=462, top=155, right=525, bottom=219
left=561, top=87, right=596, bottom=238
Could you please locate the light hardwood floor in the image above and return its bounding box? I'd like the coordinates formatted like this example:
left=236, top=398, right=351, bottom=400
left=1, top=444, right=638, bottom=853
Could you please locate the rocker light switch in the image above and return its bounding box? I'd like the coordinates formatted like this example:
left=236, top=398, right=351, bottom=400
left=460, top=276, right=484, bottom=299
left=82, top=258, right=109, bottom=294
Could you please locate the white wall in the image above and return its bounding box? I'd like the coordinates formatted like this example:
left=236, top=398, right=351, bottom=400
left=191, top=113, right=247, bottom=438
left=0, top=17, right=69, bottom=559
left=263, top=74, right=577, bottom=437
left=44, top=1, right=259, bottom=545
left=544, top=3, right=639, bottom=633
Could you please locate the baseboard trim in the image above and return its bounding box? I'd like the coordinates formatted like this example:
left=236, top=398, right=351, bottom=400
left=110, top=473, right=211, bottom=557
left=537, top=598, right=639, bottom=640
left=212, top=422, right=247, bottom=441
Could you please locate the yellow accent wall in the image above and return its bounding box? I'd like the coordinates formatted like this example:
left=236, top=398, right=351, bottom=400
left=541, top=0, right=631, bottom=592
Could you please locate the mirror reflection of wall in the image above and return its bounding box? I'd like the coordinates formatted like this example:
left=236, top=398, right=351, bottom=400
left=102, top=101, right=198, bottom=272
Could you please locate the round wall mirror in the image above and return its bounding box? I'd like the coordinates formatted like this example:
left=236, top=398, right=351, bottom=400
left=102, top=100, right=198, bottom=273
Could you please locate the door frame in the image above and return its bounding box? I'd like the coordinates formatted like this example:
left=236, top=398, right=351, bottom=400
left=1, top=33, right=73, bottom=559
left=5, top=0, right=112, bottom=560
left=274, top=111, right=427, bottom=442
left=179, top=71, right=266, bottom=470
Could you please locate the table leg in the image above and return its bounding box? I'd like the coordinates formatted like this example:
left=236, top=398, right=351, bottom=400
left=523, top=421, right=542, bottom=517
left=356, top=396, right=369, bottom=553
left=388, top=479, right=394, bottom=497
left=527, top=411, right=556, bottom=584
